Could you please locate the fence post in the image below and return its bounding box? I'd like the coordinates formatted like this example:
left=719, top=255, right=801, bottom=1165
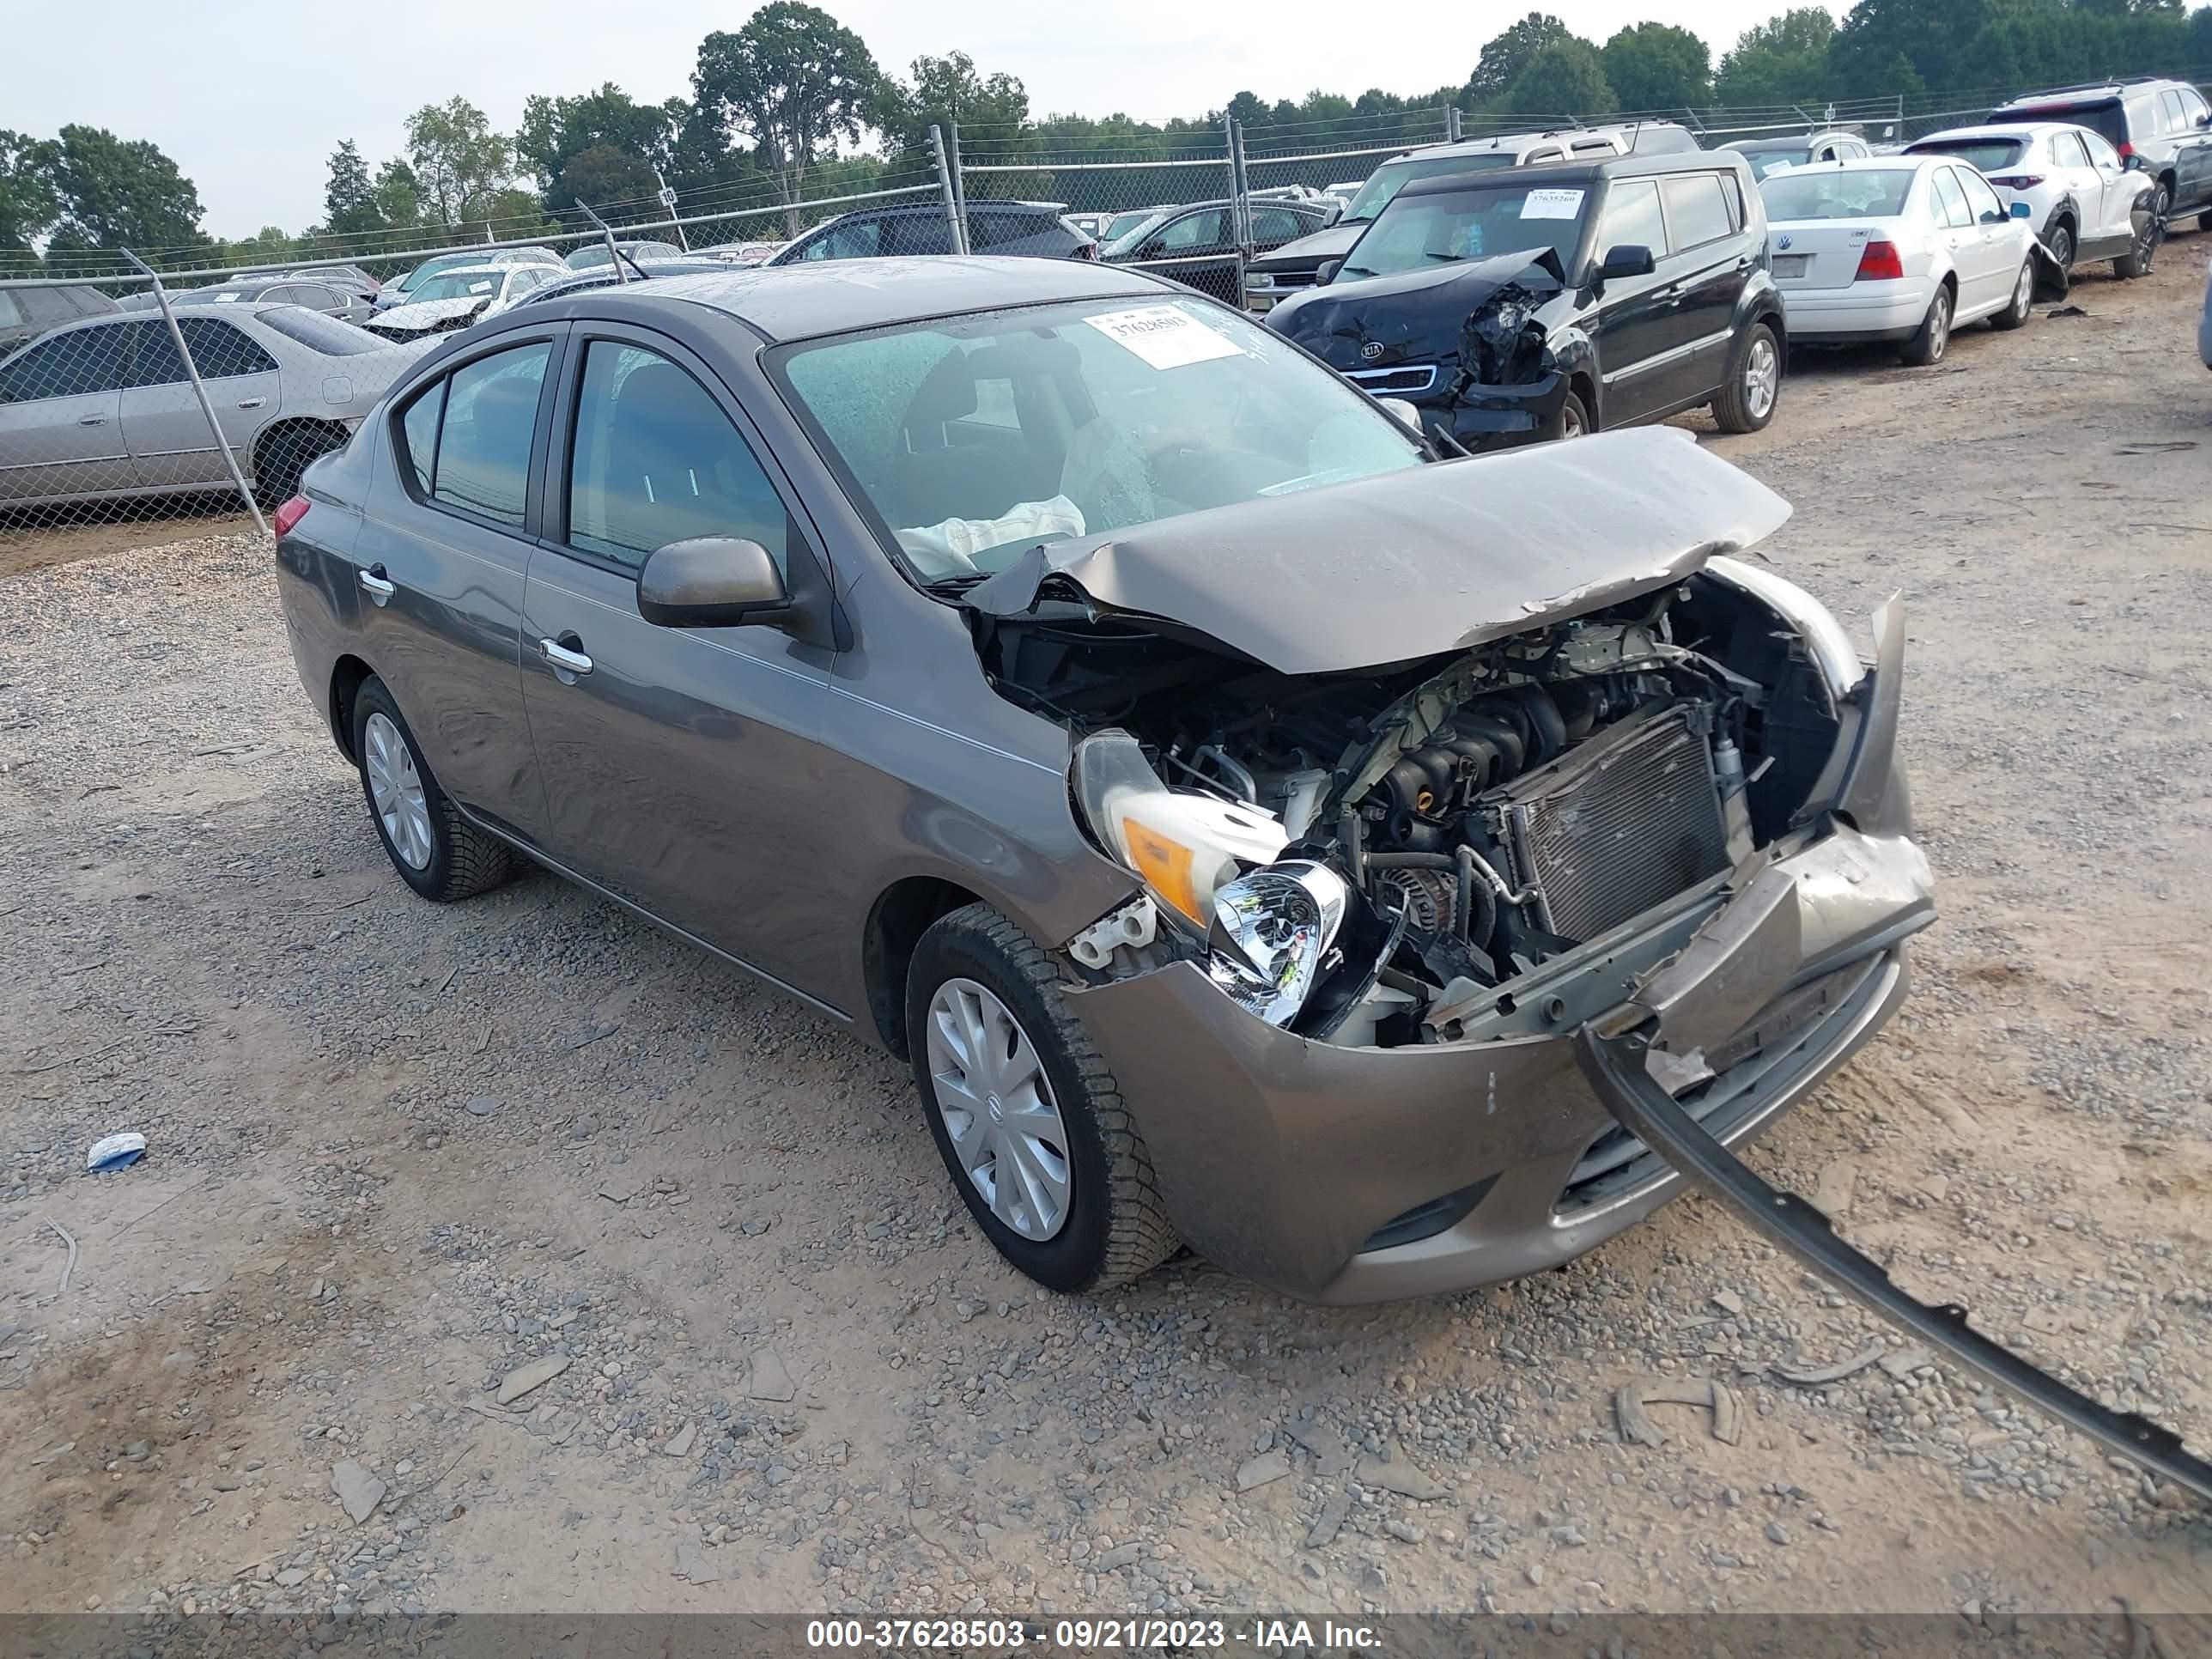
left=1446, top=106, right=1463, bottom=143
left=1226, top=117, right=1253, bottom=311
left=929, top=126, right=968, bottom=256
left=947, top=122, right=972, bottom=254
left=120, top=249, right=269, bottom=538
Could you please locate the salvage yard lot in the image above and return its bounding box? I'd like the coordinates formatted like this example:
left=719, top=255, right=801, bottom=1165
left=2, top=246, right=2209, bottom=1621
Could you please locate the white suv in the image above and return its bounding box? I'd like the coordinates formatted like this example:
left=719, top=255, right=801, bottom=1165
left=1987, top=79, right=2212, bottom=231
left=1906, top=122, right=2159, bottom=280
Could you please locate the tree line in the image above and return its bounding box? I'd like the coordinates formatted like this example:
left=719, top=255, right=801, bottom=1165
left=5, top=0, right=2210, bottom=276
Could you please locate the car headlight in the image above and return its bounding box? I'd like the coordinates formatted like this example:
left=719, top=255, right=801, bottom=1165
left=1246, top=271, right=1275, bottom=289
left=1204, top=860, right=1348, bottom=1026
left=1073, top=730, right=1288, bottom=929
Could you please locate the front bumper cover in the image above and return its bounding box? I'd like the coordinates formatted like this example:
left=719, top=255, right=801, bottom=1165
left=1577, top=1018, right=2212, bottom=1504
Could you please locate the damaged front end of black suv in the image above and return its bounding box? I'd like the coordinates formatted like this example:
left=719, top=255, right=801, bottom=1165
left=1267, top=247, right=1583, bottom=451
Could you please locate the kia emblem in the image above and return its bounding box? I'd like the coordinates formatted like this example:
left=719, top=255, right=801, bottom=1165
left=1360, top=341, right=1384, bottom=362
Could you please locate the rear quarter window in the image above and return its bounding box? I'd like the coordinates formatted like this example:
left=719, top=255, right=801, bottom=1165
left=1661, top=173, right=1737, bottom=249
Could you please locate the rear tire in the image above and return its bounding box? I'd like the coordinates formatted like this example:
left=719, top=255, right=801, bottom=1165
left=905, top=903, right=1178, bottom=1294
left=1711, top=321, right=1781, bottom=433
left=1899, top=285, right=1952, bottom=366
left=350, top=677, right=513, bottom=902
left=252, top=422, right=347, bottom=510
left=2199, top=209, right=2212, bottom=234
left=2044, top=220, right=2075, bottom=274
left=1990, top=258, right=2033, bottom=331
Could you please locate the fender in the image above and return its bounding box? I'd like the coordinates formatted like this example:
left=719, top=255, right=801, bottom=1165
left=2041, top=192, right=2081, bottom=249
left=1546, top=326, right=1601, bottom=424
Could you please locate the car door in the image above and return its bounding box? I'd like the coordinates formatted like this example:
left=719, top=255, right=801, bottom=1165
left=346, top=330, right=562, bottom=844
left=119, top=316, right=281, bottom=488
left=517, top=322, right=835, bottom=985
left=1586, top=177, right=1681, bottom=427
left=2076, top=131, right=2137, bottom=244
left=2172, top=88, right=2212, bottom=213
left=1953, top=167, right=2019, bottom=311
left=1655, top=170, right=1751, bottom=407
left=881, top=213, right=956, bottom=256
left=1928, top=167, right=1992, bottom=308
left=0, top=323, right=131, bottom=502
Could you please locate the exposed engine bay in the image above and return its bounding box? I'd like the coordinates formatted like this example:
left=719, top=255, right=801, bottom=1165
left=976, top=569, right=1844, bottom=1048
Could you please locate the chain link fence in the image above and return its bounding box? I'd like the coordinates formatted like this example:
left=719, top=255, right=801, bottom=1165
left=4, top=68, right=2209, bottom=562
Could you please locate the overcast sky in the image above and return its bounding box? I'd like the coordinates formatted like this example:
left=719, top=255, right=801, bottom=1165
left=15, top=0, right=1800, bottom=241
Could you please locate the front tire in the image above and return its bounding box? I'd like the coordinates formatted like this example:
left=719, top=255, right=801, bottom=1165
left=1554, top=390, right=1589, bottom=440
left=2114, top=202, right=2159, bottom=278
left=1899, top=285, right=1952, bottom=366
left=1711, top=321, right=1781, bottom=433
left=905, top=903, right=1177, bottom=1294
left=350, top=677, right=513, bottom=902
left=1990, top=258, right=2034, bottom=331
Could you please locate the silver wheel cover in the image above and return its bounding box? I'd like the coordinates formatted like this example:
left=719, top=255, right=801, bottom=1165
left=363, top=712, right=434, bottom=871
left=1929, top=293, right=1950, bottom=359
left=925, top=976, right=1073, bottom=1242
left=1743, top=334, right=1778, bottom=420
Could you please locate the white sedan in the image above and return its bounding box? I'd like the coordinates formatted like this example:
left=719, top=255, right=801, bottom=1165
left=1759, top=156, right=2044, bottom=365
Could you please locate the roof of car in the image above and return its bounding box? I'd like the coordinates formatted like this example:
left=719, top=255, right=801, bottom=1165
left=552, top=257, right=1165, bottom=343
left=1756, top=156, right=1941, bottom=178
left=1721, top=130, right=1862, bottom=148
left=1906, top=124, right=2066, bottom=143
left=1998, top=78, right=2185, bottom=106
left=1395, top=146, right=1750, bottom=200
left=7, top=301, right=293, bottom=351
left=820, top=199, right=1068, bottom=221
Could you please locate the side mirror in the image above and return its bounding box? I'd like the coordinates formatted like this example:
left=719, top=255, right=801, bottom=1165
left=1316, top=258, right=1342, bottom=285
left=1596, top=243, right=1656, bottom=282
left=2123, top=152, right=2146, bottom=171
left=638, top=537, right=790, bottom=629
left=2008, top=200, right=2032, bottom=220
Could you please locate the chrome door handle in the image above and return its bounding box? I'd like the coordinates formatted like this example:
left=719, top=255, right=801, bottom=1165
left=538, top=636, right=593, bottom=677
left=236, top=397, right=265, bottom=410
left=358, top=565, right=396, bottom=604
left=77, top=415, right=106, bottom=426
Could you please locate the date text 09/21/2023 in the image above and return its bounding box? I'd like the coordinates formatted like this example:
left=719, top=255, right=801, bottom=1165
left=804, top=1617, right=1381, bottom=1650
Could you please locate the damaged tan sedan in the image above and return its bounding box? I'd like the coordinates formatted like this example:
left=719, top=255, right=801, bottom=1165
left=280, top=260, right=1928, bottom=1306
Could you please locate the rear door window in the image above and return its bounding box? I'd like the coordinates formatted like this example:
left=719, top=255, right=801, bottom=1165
left=881, top=214, right=956, bottom=255
left=1157, top=210, right=1230, bottom=252
left=2051, top=132, right=2091, bottom=170
left=2158, top=90, right=2189, bottom=133
left=396, top=342, right=551, bottom=527
left=966, top=210, right=1038, bottom=250
left=125, top=319, right=187, bottom=386
left=1932, top=168, right=1974, bottom=228
left=1660, top=173, right=1736, bottom=249
left=177, top=317, right=278, bottom=378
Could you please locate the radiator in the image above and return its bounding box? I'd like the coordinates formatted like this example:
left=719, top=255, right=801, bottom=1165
left=1488, top=703, right=1732, bottom=942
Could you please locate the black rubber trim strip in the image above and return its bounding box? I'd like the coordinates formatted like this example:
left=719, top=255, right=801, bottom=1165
left=1574, top=1018, right=2212, bottom=1505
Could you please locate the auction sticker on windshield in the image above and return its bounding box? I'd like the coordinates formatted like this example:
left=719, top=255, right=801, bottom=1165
left=1520, top=189, right=1586, bottom=220
left=1084, top=305, right=1243, bottom=370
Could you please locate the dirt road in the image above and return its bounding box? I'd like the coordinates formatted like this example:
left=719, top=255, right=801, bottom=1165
left=3, top=244, right=2209, bottom=1626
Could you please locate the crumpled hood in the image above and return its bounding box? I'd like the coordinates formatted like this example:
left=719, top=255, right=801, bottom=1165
left=1267, top=248, right=1569, bottom=378
left=370, top=296, right=486, bottom=332
left=965, top=427, right=1793, bottom=677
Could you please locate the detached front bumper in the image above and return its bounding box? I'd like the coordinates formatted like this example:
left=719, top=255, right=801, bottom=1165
left=1071, top=819, right=1932, bottom=1304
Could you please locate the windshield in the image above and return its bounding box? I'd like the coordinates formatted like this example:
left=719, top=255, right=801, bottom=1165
left=1907, top=138, right=2026, bottom=172
left=1340, top=151, right=1520, bottom=223
left=1728, top=143, right=1815, bottom=179
left=399, top=254, right=473, bottom=293
left=410, top=272, right=501, bottom=303
left=775, top=296, right=1423, bottom=582
left=1342, top=180, right=1588, bottom=281
left=1101, top=211, right=1175, bottom=258
left=1760, top=168, right=1914, bottom=220
left=257, top=306, right=392, bottom=356
left=1103, top=209, right=1161, bottom=241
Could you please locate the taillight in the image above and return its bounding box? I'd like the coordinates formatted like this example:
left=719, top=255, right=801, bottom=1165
left=272, top=495, right=311, bottom=539
left=1986, top=174, right=2044, bottom=190
left=2116, top=140, right=2135, bottom=157
left=1853, top=240, right=1905, bottom=283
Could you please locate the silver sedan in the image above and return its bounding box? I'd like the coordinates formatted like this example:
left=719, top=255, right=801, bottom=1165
left=0, top=303, right=434, bottom=510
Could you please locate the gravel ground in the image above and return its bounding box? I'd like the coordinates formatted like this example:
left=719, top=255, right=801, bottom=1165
left=3, top=244, right=2209, bottom=1629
